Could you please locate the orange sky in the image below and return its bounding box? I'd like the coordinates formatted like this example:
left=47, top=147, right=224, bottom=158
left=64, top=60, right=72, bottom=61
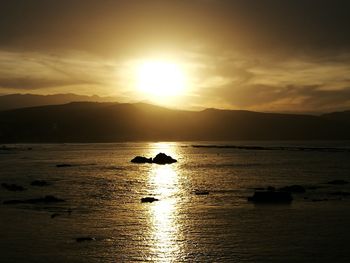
left=0, top=0, right=350, bottom=113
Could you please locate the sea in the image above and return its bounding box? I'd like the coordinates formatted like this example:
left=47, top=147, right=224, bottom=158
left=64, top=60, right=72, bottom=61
left=1, top=141, right=350, bottom=262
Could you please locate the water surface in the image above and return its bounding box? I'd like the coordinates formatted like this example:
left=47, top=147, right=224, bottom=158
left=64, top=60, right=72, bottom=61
left=1, top=142, right=350, bottom=262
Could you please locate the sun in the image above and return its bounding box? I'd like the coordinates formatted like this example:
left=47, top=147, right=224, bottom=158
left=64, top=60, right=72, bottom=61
left=136, top=60, right=186, bottom=98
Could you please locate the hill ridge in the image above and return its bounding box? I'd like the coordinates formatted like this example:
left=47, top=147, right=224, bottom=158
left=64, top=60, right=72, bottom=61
left=0, top=101, right=349, bottom=142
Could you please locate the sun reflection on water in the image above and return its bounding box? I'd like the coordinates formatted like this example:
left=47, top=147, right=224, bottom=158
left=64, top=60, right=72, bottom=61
left=147, top=143, right=182, bottom=262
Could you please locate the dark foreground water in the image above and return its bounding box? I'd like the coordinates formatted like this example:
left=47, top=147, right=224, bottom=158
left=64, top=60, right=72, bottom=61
left=1, top=141, right=350, bottom=262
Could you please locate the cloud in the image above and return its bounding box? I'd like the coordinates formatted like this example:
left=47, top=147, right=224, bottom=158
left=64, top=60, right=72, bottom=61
left=0, top=50, right=120, bottom=94
left=0, top=77, right=85, bottom=90
left=188, top=49, right=350, bottom=112
left=200, top=83, right=350, bottom=113
left=0, top=0, right=350, bottom=112
left=1, top=0, right=350, bottom=57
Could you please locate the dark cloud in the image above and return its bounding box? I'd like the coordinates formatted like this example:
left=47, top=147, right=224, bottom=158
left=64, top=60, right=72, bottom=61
left=0, top=0, right=350, bottom=57
left=0, top=77, right=89, bottom=90
left=204, top=83, right=350, bottom=112
left=298, top=86, right=350, bottom=112
left=0, top=0, right=350, bottom=112
left=204, top=84, right=294, bottom=107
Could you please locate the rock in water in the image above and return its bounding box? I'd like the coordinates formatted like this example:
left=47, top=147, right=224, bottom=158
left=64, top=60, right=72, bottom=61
left=329, top=191, right=350, bottom=196
left=131, top=156, right=153, bottom=163
left=131, top=153, right=177, bottom=165
left=56, top=164, right=72, bottom=168
left=1, top=183, right=26, bottom=191
left=267, top=186, right=276, bottom=191
left=31, top=180, right=50, bottom=186
left=194, top=190, right=209, bottom=195
left=327, top=180, right=349, bottom=185
left=3, top=195, right=65, bottom=205
left=51, top=213, right=61, bottom=219
left=279, top=185, right=306, bottom=193
left=248, top=191, right=293, bottom=204
left=27, top=195, right=65, bottom=204
left=152, top=153, right=177, bottom=165
left=141, top=197, right=159, bottom=203
left=76, top=237, right=96, bottom=242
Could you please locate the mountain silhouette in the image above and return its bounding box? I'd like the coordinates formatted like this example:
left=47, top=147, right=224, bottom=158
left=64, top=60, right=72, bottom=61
left=0, top=93, right=117, bottom=111
left=321, top=110, right=350, bottom=124
left=0, top=101, right=349, bottom=142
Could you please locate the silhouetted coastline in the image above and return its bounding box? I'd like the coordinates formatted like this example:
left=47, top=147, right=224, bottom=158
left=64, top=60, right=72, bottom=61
left=1, top=102, right=350, bottom=143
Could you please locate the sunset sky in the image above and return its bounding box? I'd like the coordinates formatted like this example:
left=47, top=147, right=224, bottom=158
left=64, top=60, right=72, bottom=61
left=1, top=0, right=350, bottom=112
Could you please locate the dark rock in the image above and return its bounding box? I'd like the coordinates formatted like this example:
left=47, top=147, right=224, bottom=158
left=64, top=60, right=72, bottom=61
left=251, top=186, right=275, bottom=191
left=194, top=190, right=209, bottom=195
left=56, top=164, right=72, bottom=168
left=279, top=185, right=306, bottom=193
left=51, top=213, right=61, bottom=219
left=1, top=183, right=26, bottom=191
left=329, top=191, right=350, bottom=196
left=76, top=237, right=96, bottom=242
left=3, top=199, right=25, bottom=205
left=131, top=153, right=177, bottom=165
left=327, top=180, right=349, bottom=185
left=305, top=185, right=322, bottom=190
left=141, top=197, right=159, bottom=203
left=31, top=180, right=50, bottom=186
left=248, top=191, right=293, bottom=204
left=267, top=186, right=276, bottom=191
left=0, top=145, right=15, bottom=151
left=27, top=195, right=65, bottom=204
left=152, top=153, right=177, bottom=165
left=3, top=195, right=65, bottom=205
left=131, top=156, right=153, bottom=164
left=311, top=198, right=329, bottom=202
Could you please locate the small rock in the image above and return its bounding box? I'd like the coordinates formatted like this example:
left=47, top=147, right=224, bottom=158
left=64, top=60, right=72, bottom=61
left=3, top=200, right=25, bottom=205
left=28, top=195, right=65, bottom=204
left=279, top=185, right=306, bottom=193
left=131, top=153, right=177, bottom=165
left=3, top=195, right=65, bottom=205
left=31, top=180, right=50, bottom=186
left=76, top=237, right=96, bottom=243
left=131, top=156, right=153, bottom=164
left=329, top=191, right=350, bottom=196
left=248, top=191, right=293, bottom=204
left=56, top=164, right=72, bottom=168
left=51, top=213, right=61, bottom=219
left=267, top=186, right=276, bottom=191
left=327, top=180, right=349, bottom=185
left=152, top=153, right=177, bottom=165
left=43, top=196, right=64, bottom=203
left=1, top=183, right=26, bottom=191
left=311, top=198, right=329, bottom=202
left=305, top=185, right=322, bottom=190
left=194, top=190, right=209, bottom=195
left=0, top=145, right=14, bottom=151
left=141, top=197, right=159, bottom=203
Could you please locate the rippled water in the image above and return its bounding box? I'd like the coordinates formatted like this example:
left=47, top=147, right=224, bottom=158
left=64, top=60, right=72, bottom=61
left=1, top=142, right=350, bottom=262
